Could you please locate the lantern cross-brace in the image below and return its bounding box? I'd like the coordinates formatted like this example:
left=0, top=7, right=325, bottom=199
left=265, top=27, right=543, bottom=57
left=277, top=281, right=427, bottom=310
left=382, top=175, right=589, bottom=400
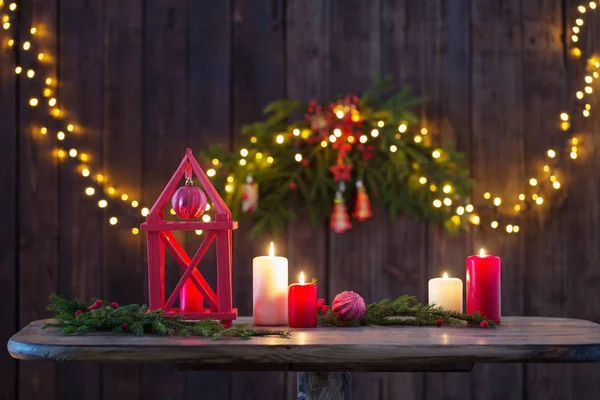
left=141, top=149, right=238, bottom=327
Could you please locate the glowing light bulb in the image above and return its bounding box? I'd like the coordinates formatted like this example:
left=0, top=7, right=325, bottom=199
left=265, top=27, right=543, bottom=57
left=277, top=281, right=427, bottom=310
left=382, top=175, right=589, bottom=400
left=591, top=1, right=597, bottom=9
left=109, top=217, right=118, bottom=225
left=543, top=165, right=550, bottom=172
left=547, top=149, right=556, bottom=158
left=45, top=78, right=53, bottom=85
left=57, top=131, right=65, bottom=140
left=390, top=145, right=398, bottom=153
left=586, top=103, right=592, bottom=110
left=14, top=66, right=21, bottom=74
left=377, top=121, right=384, bottom=128
left=48, top=98, right=57, bottom=107
left=371, top=129, right=379, bottom=137
left=532, top=193, right=538, bottom=200
left=121, top=194, right=128, bottom=201
left=320, top=140, right=327, bottom=148
left=491, top=221, right=499, bottom=229
left=419, top=177, right=427, bottom=185
left=195, top=230, right=202, bottom=235
left=515, top=204, right=521, bottom=211
left=553, top=181, right=561, bottom=189
left=333, top=128, right=342, bottom=137
left=443, top=198, right=452, bottom=206
left=432, top=150, right=441, bottom=159
left=107, top=187, right=115, bottom=194
left=276, top=135, right=284, bottom=144
left=571, top=151, right=578, bottom=159
left=529, top=178, right=537, bottom=186
left=250, top=136, right=257, bottom=143
left=225, top=184, right=233, bottom=192
left=295, top=153, right=303, bottom=162
left=578, top=5, right=586, bottom=13
left=561, top=121, right=570, bottom=131
left=293, top=128, right=300, bottom=136
left=483, top=192, right=491, bottom=199
left=347, top=136, right=355, bottom=143
left=536, top=197, right=544, bottom=205
left=518, top=193, right=525, bottom=201
left=22, top=41, right=30, bottom=50
left=267, top=157, right=274, bottom=164
left=421, top=128, right=428, bottom=135
left=227, top=176, right=234, bottom=183
left=329, top=135, right=336, bottom=143
left=506, top=224, right=514, bottom=233
left=359, top=135, right=368, bottom=143
left=26, top=69, right=34, bottom=78
left=255, top=152, right=263, bottom=160
left=131, top=200, right=139, bottom=208
left=132, top=228, right=139, bottom=235
left=56, top=149, right=66, bottom=159
left=465, top=204, right=474, bottom=213
left=335, top=110, right=344, bottom=119
left=205, top=204, right=211, bottom=211
left=433, top=199, right=442, bottom=208
left=40, top=127, right=47, bottom=135
left=513, top=225, right=520, bottom=233
left=470, top=215, right=480, bottom=225
left=98, top=200, right=108, bottom=208
left=239, top=159, right=246, bottom=166
left=37, top=53, right=44, bottom=60
left=583, top=110, right=590, bottom=117
left=585, top=76, right=593, bottom=83
left=141, top=207, right=149, bottom=216
left=169, top=208, right=176, bottom=215
left=207, top=168, right=216, bottom=177
left=398, top=123, right=407, bottom=133
left=9, top=3, right=16, bottom=10
left=29, top=98, right=38, bottom=106
left=430, top=184, right=437, bottom=192
left=560, top=112, right=569, bottom=121
left=585, top=86, right=593, bottom=94
left=85, top=187, right=95, bottom=196
left=414, top=135, right=423, bottom=143
left=577, top=91, right=584, bottom=99
left=67, top=124, right=74, bottom=131
left=202, top=214, right=211, bottom=222
left=443, top=184, right=451, bottom=193
left=81, top=168, right=90, bottom=177
left=30, top=27, right=37, bottom=34
left=456, top=206, right=465, bottom=215
left=7, top=39, right=13, bottom=47
left=576, top=18, right=584, bottom=26
left=572, top=35, right=579, bottom=42
left=240, top=148, right=248, bottom=157
left=493, top=197, right=501, bottom=206
left=573, top=26, right=580, bottom=33
left=68, top=149, right=77, bottom=158
left=212, top=158, right=219, bottom=166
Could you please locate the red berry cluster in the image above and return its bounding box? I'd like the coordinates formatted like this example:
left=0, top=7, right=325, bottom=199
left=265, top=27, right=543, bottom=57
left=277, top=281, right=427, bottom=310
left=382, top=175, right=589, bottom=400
left=316, top=298, right=329, bottom=312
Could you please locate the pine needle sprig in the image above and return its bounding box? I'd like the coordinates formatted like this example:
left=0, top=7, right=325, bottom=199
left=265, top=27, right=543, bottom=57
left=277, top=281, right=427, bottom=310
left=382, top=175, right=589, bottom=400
left=44, top=294, right=291, bottom=340
left=318, top=295, right=495, bottom=327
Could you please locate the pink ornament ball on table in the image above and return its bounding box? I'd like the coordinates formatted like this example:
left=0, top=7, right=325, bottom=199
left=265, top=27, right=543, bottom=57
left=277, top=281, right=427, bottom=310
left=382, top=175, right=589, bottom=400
left=332, top=291, right=366, bottom=321
left=171, top=183, right=207, bottom=219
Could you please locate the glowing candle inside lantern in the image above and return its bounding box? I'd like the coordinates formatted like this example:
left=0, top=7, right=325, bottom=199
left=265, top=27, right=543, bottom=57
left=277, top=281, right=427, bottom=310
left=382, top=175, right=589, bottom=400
left=253, top=242, right=288, bottom=325
left=466, top=248, right=501, bottom=323
left=428, top=272, right=463, bottom=312
left=288, top=271, right=318, bottom=328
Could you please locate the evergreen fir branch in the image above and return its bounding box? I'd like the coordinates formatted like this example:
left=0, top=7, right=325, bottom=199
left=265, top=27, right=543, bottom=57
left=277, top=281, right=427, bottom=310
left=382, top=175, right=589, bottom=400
left=44, top=294, right=290, bottom=340
left=318, top=295, right=495, bottom=328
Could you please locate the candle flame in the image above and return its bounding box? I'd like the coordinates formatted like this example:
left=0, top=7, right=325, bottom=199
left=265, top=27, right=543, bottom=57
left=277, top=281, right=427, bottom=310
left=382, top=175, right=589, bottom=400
left=443, top=272, right=449, bottom=279
left=300, top=271, right=305, bottom=284
left=269, top=241, right=275, bottom=257
left=479, top=248, right=486, bottom=257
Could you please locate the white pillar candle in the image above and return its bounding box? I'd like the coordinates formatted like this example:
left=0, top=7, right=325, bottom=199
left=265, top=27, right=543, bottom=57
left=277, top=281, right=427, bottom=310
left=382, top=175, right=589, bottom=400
left=428, top=272, right=463, bottom=312
left=253, top=242, right=288, bottom=325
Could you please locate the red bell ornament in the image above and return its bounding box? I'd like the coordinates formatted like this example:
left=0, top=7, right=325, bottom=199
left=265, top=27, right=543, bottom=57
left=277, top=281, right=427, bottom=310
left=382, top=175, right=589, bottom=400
left=171, top=179, right=207, bottom=219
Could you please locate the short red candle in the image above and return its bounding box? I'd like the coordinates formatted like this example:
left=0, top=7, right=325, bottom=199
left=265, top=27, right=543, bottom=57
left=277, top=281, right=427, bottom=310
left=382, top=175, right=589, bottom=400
left=288, top=273, right=317, bottom=328
left=466, top=249, right=501, bottom=323
left=181, top=280, right=204, bottom=313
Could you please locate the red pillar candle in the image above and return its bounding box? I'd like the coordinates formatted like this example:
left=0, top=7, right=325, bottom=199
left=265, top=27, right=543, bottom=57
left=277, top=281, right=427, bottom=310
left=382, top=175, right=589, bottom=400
left=181, top=280, right=204, bottom=313
left=288, top=272, right=317, bottom=328
left=466, top=249, right=501, bottom=323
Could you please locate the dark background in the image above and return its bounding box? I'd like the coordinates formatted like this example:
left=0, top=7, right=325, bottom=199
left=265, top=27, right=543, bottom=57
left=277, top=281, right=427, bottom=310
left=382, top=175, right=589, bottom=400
left=2, top=0, right=600, bottom=399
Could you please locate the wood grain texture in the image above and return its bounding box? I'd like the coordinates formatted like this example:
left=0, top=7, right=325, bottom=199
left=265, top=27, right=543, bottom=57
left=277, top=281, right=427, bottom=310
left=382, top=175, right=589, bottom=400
left=9, top=317, right=600, bottom=374
left=57, top=0, right=104, bottom=398
left=101, top=0, right=144, bottom=398
left=470, top=0, right=527, bottom=399
left=17, top=0, right=60, bottom=399
left=0, top=1, right=17, bottom=398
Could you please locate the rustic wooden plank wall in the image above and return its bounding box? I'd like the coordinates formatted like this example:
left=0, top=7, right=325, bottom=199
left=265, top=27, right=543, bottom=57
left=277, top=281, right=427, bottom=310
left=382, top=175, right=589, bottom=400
left=2, top=0, right=600, bottom=399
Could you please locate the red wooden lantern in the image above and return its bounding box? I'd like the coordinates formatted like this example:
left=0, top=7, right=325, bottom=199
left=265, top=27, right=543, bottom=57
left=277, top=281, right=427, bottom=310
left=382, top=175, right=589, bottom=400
left=141, top=148, right=238, bottom=327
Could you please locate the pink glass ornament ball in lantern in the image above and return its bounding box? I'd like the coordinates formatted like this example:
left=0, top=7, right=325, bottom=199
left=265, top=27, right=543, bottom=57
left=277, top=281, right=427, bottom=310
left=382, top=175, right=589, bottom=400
left=171, top=179, right=207, bottom=219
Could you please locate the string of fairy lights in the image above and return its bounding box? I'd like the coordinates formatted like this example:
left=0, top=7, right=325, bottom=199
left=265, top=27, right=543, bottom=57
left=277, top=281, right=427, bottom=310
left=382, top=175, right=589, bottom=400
left=0, top=0, right=595, bottom=236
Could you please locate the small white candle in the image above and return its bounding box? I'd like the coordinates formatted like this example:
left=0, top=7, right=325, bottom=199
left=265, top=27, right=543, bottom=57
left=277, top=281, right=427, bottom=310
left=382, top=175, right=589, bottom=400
left=428, top=272, right=463, bottom=312
left=253, top=242, right=288, bottom=325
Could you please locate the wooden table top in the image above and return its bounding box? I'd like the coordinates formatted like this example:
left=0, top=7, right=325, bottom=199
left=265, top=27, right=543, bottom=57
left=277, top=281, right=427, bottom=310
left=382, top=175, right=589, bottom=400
left=8, top=317, right=600, bottom=372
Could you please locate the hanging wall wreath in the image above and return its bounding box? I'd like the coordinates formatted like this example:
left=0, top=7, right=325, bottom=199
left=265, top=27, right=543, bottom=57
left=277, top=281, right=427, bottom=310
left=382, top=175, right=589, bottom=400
left=201, top=77, right=473, bottom=236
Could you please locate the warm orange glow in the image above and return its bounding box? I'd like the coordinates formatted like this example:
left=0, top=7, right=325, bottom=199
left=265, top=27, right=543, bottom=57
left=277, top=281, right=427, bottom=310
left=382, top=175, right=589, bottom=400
left=268, top=241, right=275, bottom=257
left=479, top=248, right=486, bottom=257
left=300, top=271, right=305, bottom=285
left=443, top=272, right=449, bottom=279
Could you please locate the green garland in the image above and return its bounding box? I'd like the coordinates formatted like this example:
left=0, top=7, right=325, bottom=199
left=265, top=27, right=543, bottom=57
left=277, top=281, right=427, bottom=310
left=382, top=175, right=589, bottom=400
left=318, top=295, right=495, bottom=327
left=200, top=76, right=473, bottom=237
left=44, top=294, right=290, bottom=339
left=44, top=294, right=493, bottom=339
